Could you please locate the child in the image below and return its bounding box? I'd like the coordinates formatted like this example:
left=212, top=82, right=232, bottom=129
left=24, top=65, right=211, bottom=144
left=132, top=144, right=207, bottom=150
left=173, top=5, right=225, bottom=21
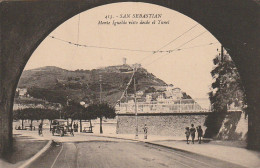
left=185, top=127, right=190, bottom=144
left=190, top=124, right=196, bottom=144
left=196, top=126, right=199, bottom=141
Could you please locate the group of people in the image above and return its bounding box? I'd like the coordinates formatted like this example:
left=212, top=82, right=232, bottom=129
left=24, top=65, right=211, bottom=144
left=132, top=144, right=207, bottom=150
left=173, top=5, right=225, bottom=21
left=185, top=124, right=203, bottom=144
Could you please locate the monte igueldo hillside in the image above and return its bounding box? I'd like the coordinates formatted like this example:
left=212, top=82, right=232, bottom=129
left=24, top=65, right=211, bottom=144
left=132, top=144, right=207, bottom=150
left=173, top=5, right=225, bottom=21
left=16, top=64, right=191, bottom=106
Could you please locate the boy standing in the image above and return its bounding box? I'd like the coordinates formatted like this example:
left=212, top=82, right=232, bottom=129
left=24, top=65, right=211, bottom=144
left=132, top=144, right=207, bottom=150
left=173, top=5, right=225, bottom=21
left=185, top=127, right=190, bottom=144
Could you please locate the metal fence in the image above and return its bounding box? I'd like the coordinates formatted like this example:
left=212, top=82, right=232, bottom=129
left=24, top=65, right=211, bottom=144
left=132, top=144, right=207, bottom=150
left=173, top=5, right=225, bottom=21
left=116, top=98, right=243, bottom=114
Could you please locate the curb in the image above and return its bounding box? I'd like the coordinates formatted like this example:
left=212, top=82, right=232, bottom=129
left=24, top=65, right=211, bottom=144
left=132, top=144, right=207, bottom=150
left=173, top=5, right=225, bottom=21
left=89, top=134, right=139, bottom=141
left=144, top=141, right=198, bottom=154
left=18, top=140, right=53, bottom=168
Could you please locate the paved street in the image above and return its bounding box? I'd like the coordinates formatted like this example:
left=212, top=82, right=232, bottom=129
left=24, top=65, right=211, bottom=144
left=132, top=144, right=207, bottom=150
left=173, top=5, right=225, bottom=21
left=28, top=135, right=245, bottom=168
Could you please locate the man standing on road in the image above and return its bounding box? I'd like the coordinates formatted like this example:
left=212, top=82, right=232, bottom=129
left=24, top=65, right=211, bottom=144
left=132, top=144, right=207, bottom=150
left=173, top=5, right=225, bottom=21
left=190, top=124, right=196, bottom=144
left=38, top=123, right=43, bottom=136
left=70, top=123, right=74, bottom=136
left=197, top=125, right=203, bottom=144
left=73, top=122, right=77, bottom=132
left=143, top=124, right=148, bottom=139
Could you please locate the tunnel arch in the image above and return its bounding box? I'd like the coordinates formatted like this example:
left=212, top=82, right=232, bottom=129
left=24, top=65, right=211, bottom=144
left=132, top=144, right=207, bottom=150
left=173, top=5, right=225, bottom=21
left=0, top=0, right=259, bottom=155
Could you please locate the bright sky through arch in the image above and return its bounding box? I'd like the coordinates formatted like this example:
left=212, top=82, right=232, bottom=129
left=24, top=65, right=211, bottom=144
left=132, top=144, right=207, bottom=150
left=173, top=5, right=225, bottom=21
left=25, top=2, right=221, bottom=108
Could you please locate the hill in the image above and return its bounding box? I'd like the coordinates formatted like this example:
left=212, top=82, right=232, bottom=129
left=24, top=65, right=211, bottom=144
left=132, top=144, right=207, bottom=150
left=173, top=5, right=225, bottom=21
left=17, top=65, right=167, bottom=105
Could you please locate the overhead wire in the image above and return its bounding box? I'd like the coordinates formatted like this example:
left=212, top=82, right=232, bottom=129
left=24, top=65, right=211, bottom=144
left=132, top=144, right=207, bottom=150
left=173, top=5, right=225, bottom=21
left=154, top=42, right=219, bottom=53
left=48, top=24, right=220, bottom=57
left=49, top=34, right=218, bottom=55
left=138, top=24, right=199, bottom=64
left=144, top=31, right=207, bottom=67
left=48, top=35, right=152, bottom=53
left=153, top=24, right=199, bottom=52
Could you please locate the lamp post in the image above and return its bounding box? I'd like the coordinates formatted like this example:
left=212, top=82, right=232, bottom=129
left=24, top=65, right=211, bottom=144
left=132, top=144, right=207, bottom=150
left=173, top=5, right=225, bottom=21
left=99, top=74, right=102, bottom=103
left=99, top=74, right=103, bottom=134
left=133, top=68, right=138, bottom=139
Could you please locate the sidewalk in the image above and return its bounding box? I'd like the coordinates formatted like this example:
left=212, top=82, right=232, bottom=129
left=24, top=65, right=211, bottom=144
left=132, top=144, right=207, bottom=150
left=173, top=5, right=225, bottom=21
left=88, top=132, right=260, bottom=168
left=0, top=133, right=49, bottom=168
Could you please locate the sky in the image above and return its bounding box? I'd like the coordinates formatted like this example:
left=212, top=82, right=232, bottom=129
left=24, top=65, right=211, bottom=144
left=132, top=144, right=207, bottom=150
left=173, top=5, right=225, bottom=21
left=25, top=2, right=221, bottom=108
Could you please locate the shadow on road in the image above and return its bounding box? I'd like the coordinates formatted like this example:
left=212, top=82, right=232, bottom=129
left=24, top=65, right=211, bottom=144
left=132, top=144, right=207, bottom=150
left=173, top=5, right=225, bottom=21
left=2, top=134, right=48, bottom=164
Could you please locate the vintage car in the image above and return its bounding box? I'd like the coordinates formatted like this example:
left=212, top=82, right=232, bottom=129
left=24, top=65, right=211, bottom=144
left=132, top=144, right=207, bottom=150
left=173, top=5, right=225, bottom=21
left=51, top=119, right=73, bottom=136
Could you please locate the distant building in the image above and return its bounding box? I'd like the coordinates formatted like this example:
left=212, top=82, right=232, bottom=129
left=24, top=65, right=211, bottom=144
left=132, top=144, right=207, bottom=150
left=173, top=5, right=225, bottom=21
left=146, top=94, right=152, bottom=103
left=136, top=90, right=144, bottom=98
left=172, top=88, right=182, bottom=99
left=123, top=57, right=127, bottom=65
left=131, top=63, right=141, bottom=69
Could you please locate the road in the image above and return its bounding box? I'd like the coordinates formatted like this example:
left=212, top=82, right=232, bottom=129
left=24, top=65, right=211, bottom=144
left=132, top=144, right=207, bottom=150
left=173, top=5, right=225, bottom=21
left=29, top=136, right=245, bottom=168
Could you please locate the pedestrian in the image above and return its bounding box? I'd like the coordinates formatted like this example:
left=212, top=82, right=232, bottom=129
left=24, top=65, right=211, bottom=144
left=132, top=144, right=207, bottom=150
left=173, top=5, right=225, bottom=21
left=30, top=123, right=33, bottom=131
left=76, top=123, right=79, bottom=132
left=73, top=122, right=77, bottom=132
left=70, top=123, right=74, bottom=136
left=143, top=124, right=148, bottom=139
left=185, top=127, right=190, bottom=144
left=197, top=125, right=203, bottom=144
left=38, top=123, right=43, bottom=136
left=190, top=124, right=196, bottom=144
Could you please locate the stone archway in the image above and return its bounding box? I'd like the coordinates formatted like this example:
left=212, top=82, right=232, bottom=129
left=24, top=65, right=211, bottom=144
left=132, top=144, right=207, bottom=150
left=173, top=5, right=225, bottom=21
left=0, top=0, right=259, bottom=155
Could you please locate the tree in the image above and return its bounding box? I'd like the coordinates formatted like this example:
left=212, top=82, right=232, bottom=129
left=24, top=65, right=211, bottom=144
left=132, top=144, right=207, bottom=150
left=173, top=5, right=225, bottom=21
left=83, top=105, right=98, bottom=132
left=209, top=53, right=245, bottom=113
left=29, top=108, right=41, bottom=130
left=27, top=87, right=68, bottom=105
left=63, top=101, right=85, bottom=132
left=205, top=52, right=245, bottom=138
left=13, top=109, right=26, bottom=129
left=87, top=102, right=116, bottom=134
left=16, top=108, right=41, bottom=130
left=44, top=109, right=60, bottom=131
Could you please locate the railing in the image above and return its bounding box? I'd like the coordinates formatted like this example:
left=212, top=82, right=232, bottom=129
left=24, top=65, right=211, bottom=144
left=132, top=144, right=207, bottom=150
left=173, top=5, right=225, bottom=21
left=116, top=100, right=243, bottom=114
left=117, top=102, right=210, bottom=113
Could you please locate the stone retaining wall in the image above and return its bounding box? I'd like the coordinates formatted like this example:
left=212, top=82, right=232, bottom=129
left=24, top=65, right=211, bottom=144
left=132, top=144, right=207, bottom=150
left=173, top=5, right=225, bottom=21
left=116, top=113, right=209, bottom=137
left=116, top=112, right=247, bottom=139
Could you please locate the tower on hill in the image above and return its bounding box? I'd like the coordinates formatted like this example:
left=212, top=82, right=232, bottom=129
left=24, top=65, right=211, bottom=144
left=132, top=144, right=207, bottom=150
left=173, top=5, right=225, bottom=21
left=123, top=57, right=127, bottom=65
